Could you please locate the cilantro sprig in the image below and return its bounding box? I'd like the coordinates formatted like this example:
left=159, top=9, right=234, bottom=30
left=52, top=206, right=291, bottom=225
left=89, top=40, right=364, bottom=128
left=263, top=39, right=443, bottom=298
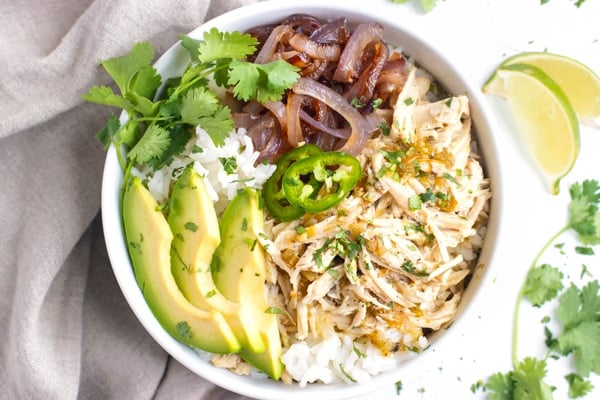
left=84, top=27, right=299, bottom=171
left=480, top=180, right=600, bottom=399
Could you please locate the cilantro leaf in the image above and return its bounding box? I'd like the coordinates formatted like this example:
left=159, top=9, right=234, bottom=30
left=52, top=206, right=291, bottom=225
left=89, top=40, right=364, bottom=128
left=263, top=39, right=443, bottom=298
left=486, top=358, right=554, bottom=400
left=118, top=119, right=140, bottom=148
left=179, top=34, right=202, bottom=60
left=523, top=263, right=564, bottom=307
left=83, top=86, right=133, bottom=110
left=95, top=115, right=120, bottom=150
left=565, top=373, right=594, bottom=398
left=197, top=28, right=258, bottom=63
left=555, top=281, right=600, bottom=377
left=158, top=93, right=182, bottom=118
left=146, top=124, right=191, bottom=170
left=197, top=106, right=233, bottom=147
left=228, top=59, right=299, bottom=103
left=128, top=65, right=161, bottom=100
left=260, top=60, right=301, bottom=101
left=125, top=91, right=159, bottom=117
left=512, top=358, right=555, bottom=400
left=568, top=179, right=600, bottom=245
left=486, top=371, right=515, bottom=400
left=180, top=86, right=220, bottom=125
left=127, top=124, right=170, bottom=164
left=178, top=63, right=209, bottom=89
left=100, top=42, right=154, bottom=95
left=227, top=60, right=261, bottom=101
left=212, top=58, right=232, bottom=87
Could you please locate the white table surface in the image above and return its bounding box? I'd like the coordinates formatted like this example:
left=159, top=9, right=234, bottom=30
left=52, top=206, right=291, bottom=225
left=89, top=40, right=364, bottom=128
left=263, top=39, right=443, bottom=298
left=349, top=0, right=600, bottom=399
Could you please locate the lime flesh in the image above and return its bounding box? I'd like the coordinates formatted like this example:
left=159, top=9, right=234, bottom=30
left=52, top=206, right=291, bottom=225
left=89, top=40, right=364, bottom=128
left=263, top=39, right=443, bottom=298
left=501, top=52, right=600, bottom=124
left=483, top=63, right=580, bottom=194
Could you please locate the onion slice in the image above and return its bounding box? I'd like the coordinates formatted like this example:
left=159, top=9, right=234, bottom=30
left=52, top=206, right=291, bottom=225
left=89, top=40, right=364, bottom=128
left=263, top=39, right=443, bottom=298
left=333, top=22, right=384, bottom=83
left=288, top=33, right=341, bottom=61
left=254, top=24, right=294, bottom=64
left=286, top=93, right=306, bottom=147
left=299, top=110, right=350, bottom=140
left=292, top=77, right=369, bottom=155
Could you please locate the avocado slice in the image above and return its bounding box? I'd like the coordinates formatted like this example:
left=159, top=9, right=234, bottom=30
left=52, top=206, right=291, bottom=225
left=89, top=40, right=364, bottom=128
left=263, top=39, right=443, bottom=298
left=168, top=167, right=265, bottom=354
left=122, top=176, right=241, bottom=354
left=211, top=188, right=284, bottom=380
left=238, top=313, right=284, bottom=380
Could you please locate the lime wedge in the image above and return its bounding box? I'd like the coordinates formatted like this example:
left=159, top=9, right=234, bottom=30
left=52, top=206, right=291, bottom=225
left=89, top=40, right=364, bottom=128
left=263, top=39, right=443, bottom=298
left=483, top=63, right=580, bottom=195
left=501, top=52, right=600, bottom=124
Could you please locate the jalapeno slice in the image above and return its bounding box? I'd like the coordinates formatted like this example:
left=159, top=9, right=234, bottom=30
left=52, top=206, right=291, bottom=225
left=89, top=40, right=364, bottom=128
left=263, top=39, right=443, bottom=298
left=282, top=152, right=361, bottom=214
left=263, top=144, right=323, bottom=221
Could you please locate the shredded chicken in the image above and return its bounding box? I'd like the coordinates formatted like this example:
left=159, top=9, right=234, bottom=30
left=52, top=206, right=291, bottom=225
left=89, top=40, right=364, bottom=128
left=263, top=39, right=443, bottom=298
left=262, top=62, right=491, bottom=355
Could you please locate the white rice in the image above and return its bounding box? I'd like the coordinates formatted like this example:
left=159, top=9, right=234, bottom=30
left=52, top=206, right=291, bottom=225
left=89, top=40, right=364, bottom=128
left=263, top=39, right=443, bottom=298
left=133, top=126, right=276, bottom=215
left=281, top=334, right=426, bottom=387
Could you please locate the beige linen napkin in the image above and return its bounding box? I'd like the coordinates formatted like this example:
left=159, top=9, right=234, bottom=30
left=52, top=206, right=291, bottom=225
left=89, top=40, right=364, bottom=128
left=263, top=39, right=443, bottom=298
left=0, top=0, right=256, bottom=398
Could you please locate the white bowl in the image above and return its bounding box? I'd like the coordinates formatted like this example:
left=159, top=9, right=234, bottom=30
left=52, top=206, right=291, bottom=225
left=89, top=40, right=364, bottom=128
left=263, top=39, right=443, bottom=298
left=101, top=1, right=503, bottom=399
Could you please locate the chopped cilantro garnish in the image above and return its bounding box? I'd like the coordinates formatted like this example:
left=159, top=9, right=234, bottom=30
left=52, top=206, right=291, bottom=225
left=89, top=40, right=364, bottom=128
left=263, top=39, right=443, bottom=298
left=176, top=321, right=192, bottom=340
left=395, top=380, right=403, bottom=395
left=408, top=195, right=422, bottom=210
left=575, top=246, right=594, bottom=255
left=219, top=156, right=238, bottom=175
left=353, top=340, right=367, bottom=358
left=401, top=260, right=428, bottom=277
left=372, top=97, right=383, bottom=110
left=264, top=306, right=285, bottom=314
left=379, top=121, right=390, bottom=136
left=184, top=221, right=198, bottom=233
left=338, top=363, right=357, bottom=383
left=313, top=229, right=363, bottom=269
left=350, top=97, right=365, bottom=108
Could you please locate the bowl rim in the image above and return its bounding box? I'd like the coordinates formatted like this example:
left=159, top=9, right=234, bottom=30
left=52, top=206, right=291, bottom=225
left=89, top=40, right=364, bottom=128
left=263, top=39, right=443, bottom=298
left=101, top=1, right=504, bottom=398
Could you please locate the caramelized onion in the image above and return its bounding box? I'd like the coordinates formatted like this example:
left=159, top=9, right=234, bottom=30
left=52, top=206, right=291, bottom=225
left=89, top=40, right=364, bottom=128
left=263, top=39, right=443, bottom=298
left=257, top=126, right=288, bottom=164
left=288, top=33, right=341, bottom=61
left=254, top=24, right=294, bottom=64
left=309, top=17, right=349, bottom=45
left=299, top=110, right=350, bottom=139
left=280, top=14, right=322, bottom=35
left=246, top=112, right=277, bottom=149
left=343, top=41, right=389, bottom=103
left=243, top=15, right=409, bottom=163
left=286, top=93, right=306, bottom=147
left=374, top=56, right=407, bottom=105
left=263, top=101, right=287, bottom=134
left=292, top=77, right=369, bottom=155
left=232, top=112, right=259, bottom=130
left=333, top=22, right=384, bottom=83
